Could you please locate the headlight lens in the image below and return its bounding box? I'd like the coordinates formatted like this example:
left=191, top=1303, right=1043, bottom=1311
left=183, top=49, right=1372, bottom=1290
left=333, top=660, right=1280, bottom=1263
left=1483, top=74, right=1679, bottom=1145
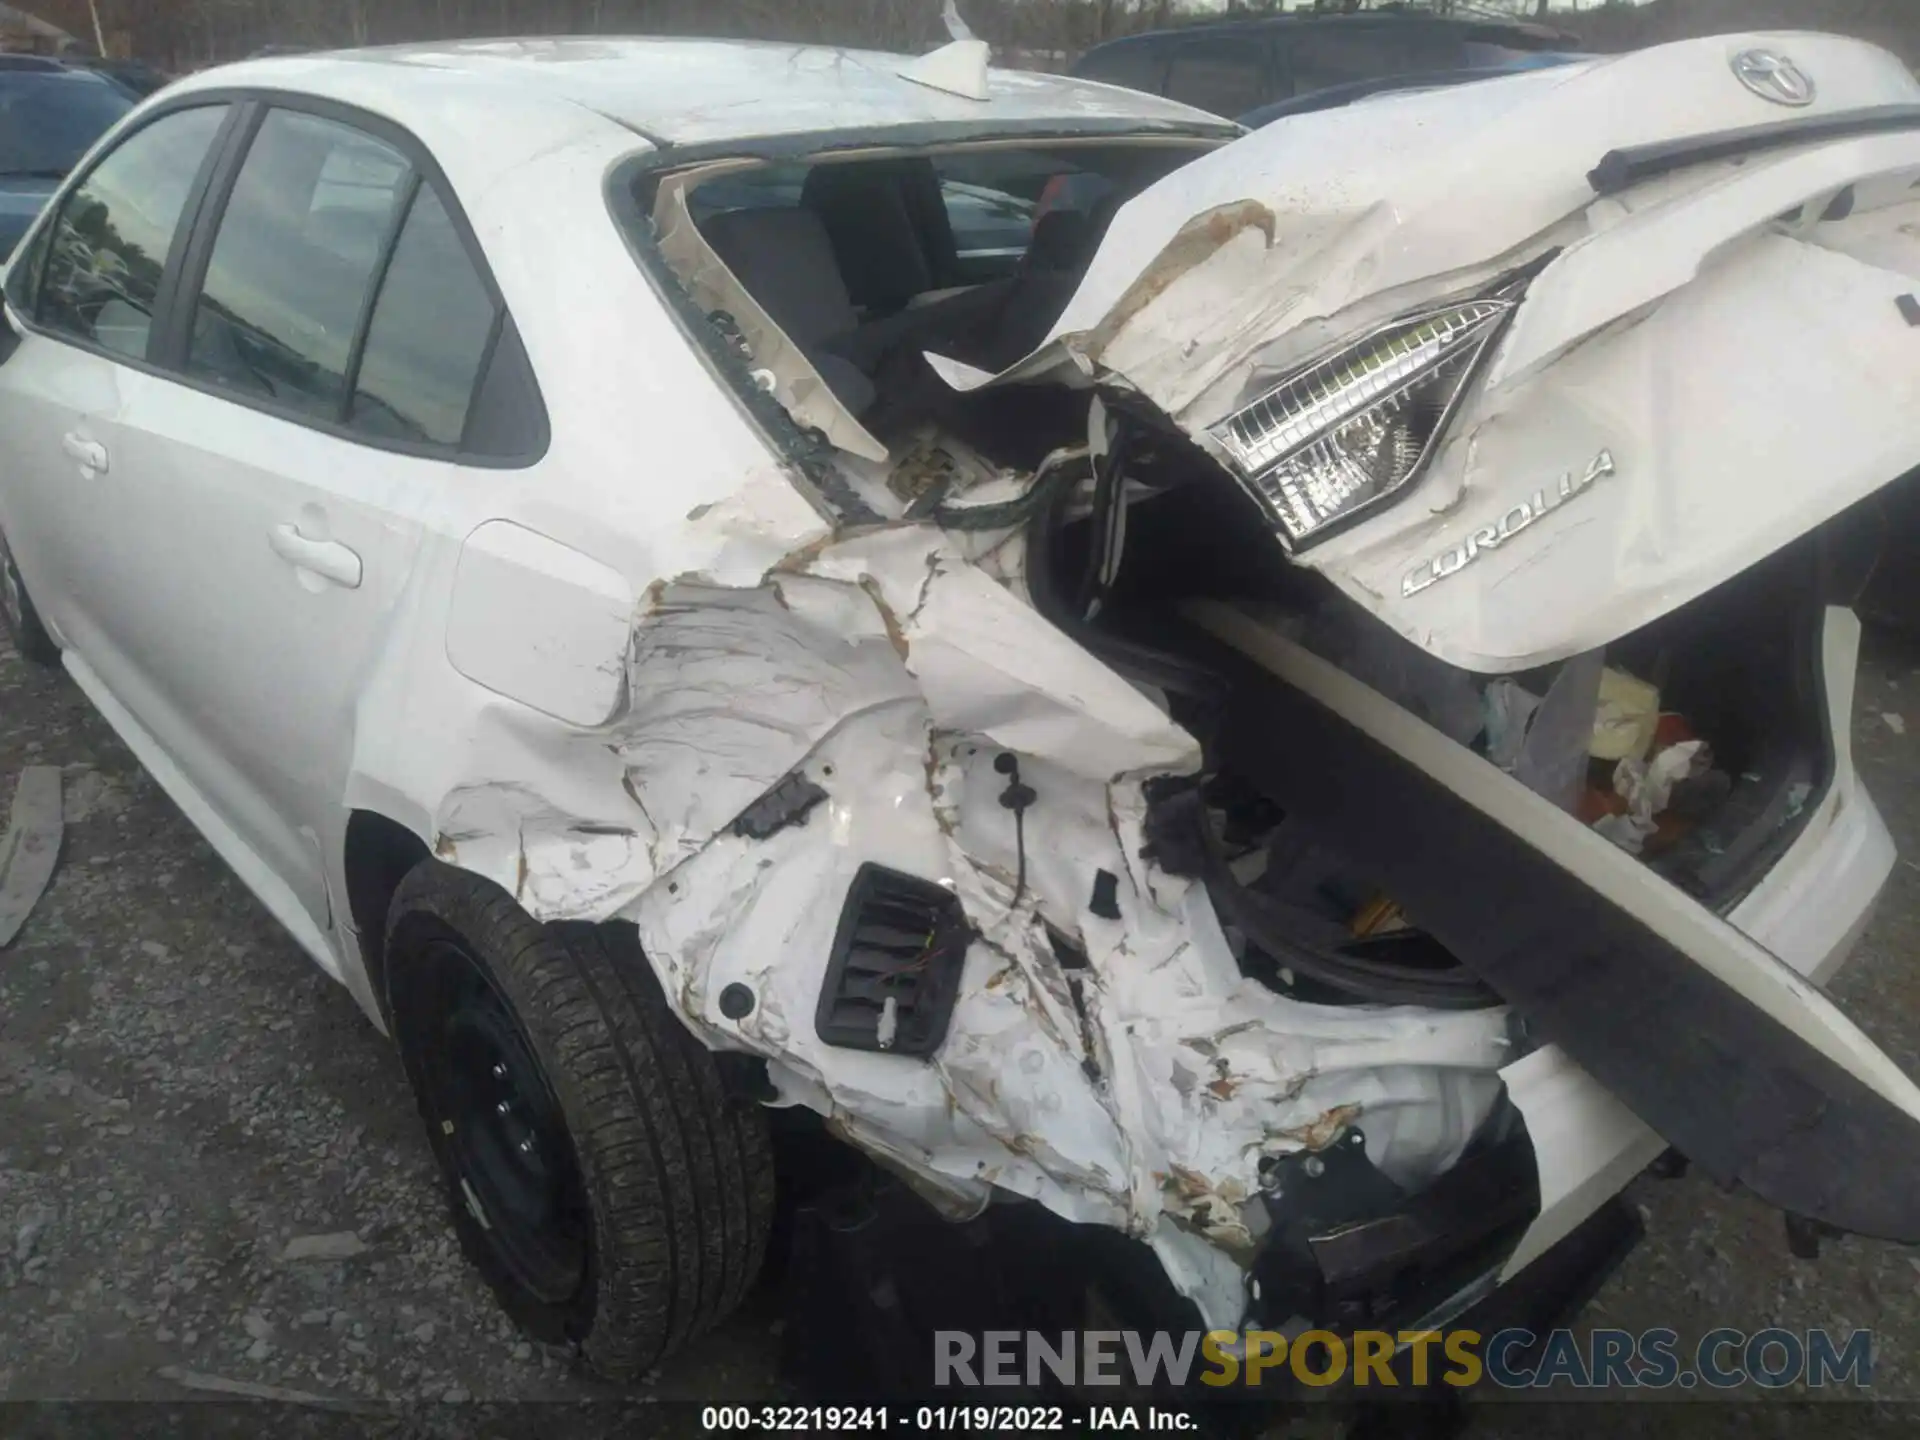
left=1210, top=294, right=1518, bottom=550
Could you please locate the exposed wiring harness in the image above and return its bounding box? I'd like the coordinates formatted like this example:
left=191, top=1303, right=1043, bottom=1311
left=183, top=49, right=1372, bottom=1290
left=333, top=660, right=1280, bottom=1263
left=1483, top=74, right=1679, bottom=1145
left=926, top=444, right=1090, bottom=531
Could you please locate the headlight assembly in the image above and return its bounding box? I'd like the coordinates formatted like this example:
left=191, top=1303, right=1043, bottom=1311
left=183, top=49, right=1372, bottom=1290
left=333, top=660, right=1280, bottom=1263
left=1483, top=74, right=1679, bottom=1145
left=1210, top=289, right=1520, bottom=550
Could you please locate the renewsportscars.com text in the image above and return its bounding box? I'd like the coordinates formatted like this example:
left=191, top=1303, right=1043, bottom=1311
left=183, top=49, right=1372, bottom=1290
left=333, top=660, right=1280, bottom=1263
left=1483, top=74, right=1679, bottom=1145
left=934, top=1327, right=1873, bottom=1391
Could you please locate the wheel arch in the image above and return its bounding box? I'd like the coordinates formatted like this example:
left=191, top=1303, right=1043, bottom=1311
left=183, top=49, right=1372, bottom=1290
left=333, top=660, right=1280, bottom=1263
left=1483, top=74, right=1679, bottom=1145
left=343, top=807, right=433, bottom=1026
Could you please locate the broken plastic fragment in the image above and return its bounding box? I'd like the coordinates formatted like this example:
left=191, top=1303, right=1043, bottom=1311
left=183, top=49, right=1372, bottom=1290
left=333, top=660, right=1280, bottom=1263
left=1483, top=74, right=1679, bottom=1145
left=0, top=766, right=62, bottom=948
left=1482, top=678, right=1542, bottom=771
left=730, top=771, right=830, bottom=841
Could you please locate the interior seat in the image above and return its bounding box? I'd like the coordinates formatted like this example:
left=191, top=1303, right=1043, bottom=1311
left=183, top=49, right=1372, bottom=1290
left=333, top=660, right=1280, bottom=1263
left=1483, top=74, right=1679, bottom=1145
left=699, top=204, right=877, bottom=415
left=800, top=160, right=945, bottom=314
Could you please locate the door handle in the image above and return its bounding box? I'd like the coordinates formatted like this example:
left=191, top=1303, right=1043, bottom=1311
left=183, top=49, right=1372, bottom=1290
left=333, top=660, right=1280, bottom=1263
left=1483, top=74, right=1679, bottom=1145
left=60, top=432, right=107, bottom=474
left=268, top=525, right=362, bottom=590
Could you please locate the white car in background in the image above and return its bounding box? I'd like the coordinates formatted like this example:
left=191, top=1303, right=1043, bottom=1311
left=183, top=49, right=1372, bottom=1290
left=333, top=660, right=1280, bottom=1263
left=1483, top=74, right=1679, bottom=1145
left=1, top=30, right=1918, bottom=1385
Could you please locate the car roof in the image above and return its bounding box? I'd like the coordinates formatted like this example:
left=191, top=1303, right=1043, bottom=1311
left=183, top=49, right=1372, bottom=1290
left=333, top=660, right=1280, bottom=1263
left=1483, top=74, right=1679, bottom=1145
left=165, top=37, right=1236, bottom=148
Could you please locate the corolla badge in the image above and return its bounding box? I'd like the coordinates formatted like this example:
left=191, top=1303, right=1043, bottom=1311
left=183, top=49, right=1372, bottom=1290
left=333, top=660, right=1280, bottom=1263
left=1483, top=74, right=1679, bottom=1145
left=1402, top=451, right=1616, bottom=599
left=1732, top=49, right=1816, bottom=108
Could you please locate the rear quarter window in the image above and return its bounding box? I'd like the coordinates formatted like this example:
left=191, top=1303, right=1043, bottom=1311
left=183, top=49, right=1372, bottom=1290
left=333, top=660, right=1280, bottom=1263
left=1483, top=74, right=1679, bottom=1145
left=350, top=183, right=498, bottom=449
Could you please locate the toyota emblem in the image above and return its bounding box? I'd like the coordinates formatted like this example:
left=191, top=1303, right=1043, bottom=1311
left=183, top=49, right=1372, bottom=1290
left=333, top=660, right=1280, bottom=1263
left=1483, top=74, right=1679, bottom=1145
left=1732, top=49, right=1816, bottom=107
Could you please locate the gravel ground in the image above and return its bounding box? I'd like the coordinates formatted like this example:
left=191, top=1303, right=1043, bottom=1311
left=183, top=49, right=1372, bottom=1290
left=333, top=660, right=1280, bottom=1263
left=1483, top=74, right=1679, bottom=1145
left=4, top=622, right=1920, bottom=1420
left=0, top=635, right=779, bottom=1409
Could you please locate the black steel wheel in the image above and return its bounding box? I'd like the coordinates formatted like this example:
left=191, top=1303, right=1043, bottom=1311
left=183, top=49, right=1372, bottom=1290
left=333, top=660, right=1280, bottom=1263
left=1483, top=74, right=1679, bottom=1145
left=0, top=526, right=58, bottom=667
left=416, top=936, right=591, bottom=1302
left=385, top=861, right=775, bottom=1378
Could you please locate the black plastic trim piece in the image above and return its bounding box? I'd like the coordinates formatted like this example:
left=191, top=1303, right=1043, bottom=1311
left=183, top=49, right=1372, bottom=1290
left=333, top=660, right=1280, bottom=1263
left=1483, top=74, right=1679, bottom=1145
left=1250, top=1106, right=1540, bottom=1335
left=633, top=117, right=1237, bottom=173
left=1589, top=103, right=1920, bottom=196
left=730, top=771, right=829, bottom=841
left=144, top=101, right=255, bottom=368
left=339, top=168, right=424, bottom=423
left=815, top=863, right=971, bottom=1059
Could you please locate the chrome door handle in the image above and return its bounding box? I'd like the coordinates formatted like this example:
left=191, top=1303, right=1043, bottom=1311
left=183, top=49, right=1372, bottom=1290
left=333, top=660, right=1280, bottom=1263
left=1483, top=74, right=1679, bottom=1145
left=268, top=525, right=362, bottom=590
left=60, top=432, right=107, bottom=473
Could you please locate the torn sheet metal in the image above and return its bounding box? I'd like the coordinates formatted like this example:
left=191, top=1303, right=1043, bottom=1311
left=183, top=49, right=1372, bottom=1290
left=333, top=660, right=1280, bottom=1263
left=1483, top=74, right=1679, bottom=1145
left=0, top=766, right=60, bottom=947
left=425, top=498, right=1507, bottom=1328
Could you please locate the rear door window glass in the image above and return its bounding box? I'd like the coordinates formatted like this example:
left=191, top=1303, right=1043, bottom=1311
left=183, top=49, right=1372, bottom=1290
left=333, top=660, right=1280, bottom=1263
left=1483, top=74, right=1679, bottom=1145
left=350, top=183, right=498, bottom=448
left=36, top=104, right=228, bottom=361
left=185, top=108, right=411, bottom=421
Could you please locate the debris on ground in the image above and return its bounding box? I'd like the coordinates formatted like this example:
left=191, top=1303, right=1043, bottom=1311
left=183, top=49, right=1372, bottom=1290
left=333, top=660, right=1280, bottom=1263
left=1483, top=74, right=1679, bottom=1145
left=1887, top=712, right=1908, bottom=736
left=156, top=1365, right=370, bottom=1411
left=281, top=1232, right=370, bottom=1263
left=12, top=1203, right=54, bottom=1263
left=0, top=765, right=61, bottom=947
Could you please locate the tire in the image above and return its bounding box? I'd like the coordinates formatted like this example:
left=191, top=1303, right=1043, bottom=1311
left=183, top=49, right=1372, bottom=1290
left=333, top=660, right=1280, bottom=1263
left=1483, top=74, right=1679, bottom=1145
left=0, top=525, right=58, bottom=667
left=384, top=860, right=774, bottom=1379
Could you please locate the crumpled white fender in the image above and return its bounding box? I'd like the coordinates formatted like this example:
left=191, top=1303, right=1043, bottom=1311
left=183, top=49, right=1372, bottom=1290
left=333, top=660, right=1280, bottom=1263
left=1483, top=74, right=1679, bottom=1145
left=423, top=502, right=1509, bottom=1327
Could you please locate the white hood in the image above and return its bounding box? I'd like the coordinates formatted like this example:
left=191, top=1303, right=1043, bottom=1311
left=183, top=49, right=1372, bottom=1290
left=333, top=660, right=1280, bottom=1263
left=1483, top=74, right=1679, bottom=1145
left=940, top=32, right=1920, bottom=672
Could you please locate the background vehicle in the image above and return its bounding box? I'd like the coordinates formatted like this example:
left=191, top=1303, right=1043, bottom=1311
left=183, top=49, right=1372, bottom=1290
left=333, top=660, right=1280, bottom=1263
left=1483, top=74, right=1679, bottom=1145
left=70, top=56, right=172, bottom=98
left=1239, top=49, right=1586, bottom=128
left=0, top=60, right=133, bottom=258
left=1072, top=8, right=1580, bottom=121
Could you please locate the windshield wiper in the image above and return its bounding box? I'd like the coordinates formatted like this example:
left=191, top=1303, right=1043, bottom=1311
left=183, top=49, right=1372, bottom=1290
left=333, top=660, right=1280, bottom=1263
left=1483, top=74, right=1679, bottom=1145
left=1590, top=104, right=1920, bottom=195
left=0, top=168, right=70, bottom=182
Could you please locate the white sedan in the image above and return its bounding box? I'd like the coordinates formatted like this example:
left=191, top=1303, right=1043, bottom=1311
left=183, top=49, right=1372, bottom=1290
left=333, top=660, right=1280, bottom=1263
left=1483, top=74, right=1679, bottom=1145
left=3, top=31, right=1919, bottom=1382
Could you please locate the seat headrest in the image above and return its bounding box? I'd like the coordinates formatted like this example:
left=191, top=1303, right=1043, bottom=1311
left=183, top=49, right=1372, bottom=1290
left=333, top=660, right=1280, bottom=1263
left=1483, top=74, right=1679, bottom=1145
left=801, top=163, right=937, bottom=315
left=700, top=205, right=859, bottom=349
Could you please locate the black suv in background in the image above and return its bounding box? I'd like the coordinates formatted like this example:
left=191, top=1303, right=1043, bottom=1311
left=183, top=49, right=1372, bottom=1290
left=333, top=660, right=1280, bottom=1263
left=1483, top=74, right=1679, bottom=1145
left=1071, top=9, right=1581, bottom=121
left=0, top=59, right=134, bottom=259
